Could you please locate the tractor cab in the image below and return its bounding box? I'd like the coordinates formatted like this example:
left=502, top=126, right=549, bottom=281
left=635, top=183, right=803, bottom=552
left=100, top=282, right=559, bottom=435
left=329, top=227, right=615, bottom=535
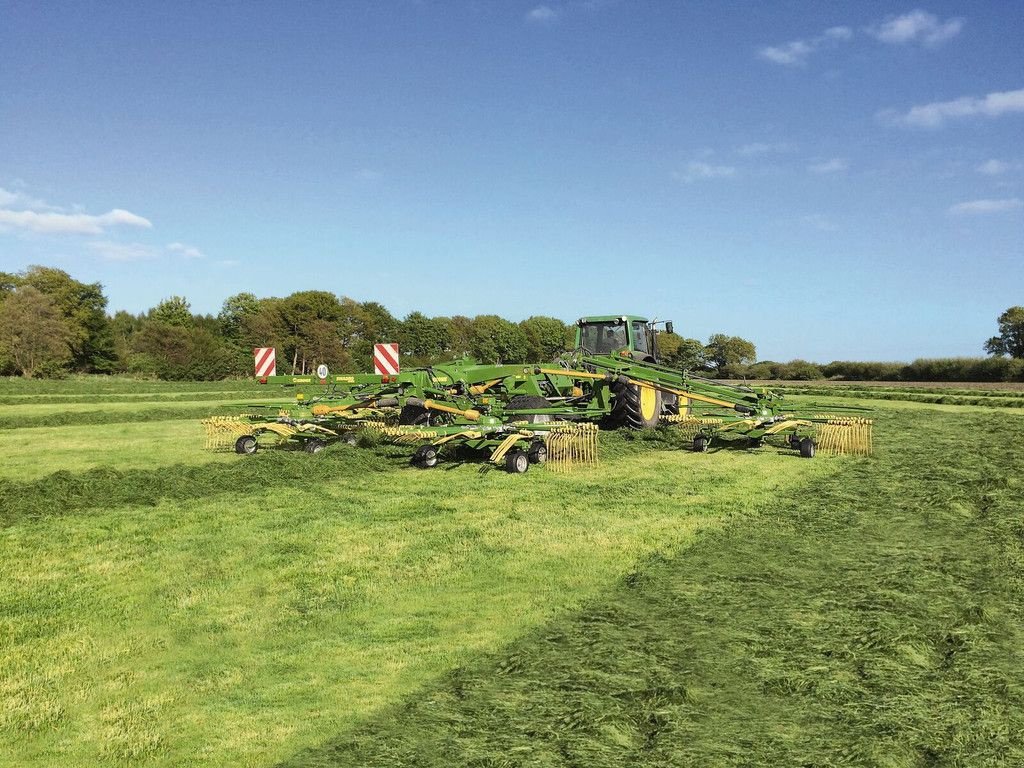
left=575, top=315, right=673, bottom=363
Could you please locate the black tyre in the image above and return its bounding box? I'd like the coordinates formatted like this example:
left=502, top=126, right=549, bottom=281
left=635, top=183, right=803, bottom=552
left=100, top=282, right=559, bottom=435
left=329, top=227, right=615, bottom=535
left=789, top=434, right=802, bottom=450
left=413, top=445, right=439, bottom=468
left=235, top=435, right=258, bottom=455
left=505, top=395, right=552, bottom=424
left=799, top=437, right=816, bottom=459
left=505, top=450, right=529, bottom=474
left=399, top=404, right=431, bottom=426
left=341, top=432, right=358, bottom=446
left=606, top=381, right=662, bottom=430
left=304, top=438, right=326, bottom=454
left=527, top=439, right=547, bottom=464
left=693, top=435, right=709, bottom=453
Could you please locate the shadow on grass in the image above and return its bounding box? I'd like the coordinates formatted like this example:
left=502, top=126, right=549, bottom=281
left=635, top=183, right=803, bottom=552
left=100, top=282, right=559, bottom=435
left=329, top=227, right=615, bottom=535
left=276, top=409, right=1024, bottom=768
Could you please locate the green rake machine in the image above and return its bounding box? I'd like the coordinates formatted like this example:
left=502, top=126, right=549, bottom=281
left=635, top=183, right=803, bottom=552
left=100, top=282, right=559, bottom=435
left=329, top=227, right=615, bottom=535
left=203, top=315, right=872, bottom=472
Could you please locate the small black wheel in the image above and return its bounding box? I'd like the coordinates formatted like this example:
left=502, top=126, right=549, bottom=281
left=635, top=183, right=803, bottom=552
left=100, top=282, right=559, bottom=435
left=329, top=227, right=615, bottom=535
left=789, top=434, right=802, bottom=450
left=235, top=435, right=258, bottom=455
left=799, top=437, right=816, bottom=459
left=341, top=432, right=358, bottom=446
left=305, top=438, right=326, bottom=454
left=693, top=435, right=709, bottom=453
left=748, top=437, right=763, bottom=449
left=505, top=450, right=529, bottom=474
left=527, top=439, right=547, bottom=464
left=413, top=445, right=438, bottom=468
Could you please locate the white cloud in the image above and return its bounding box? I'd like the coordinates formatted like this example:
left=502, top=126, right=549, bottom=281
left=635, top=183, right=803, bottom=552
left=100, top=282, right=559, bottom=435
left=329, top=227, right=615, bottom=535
left=868, top=10, right=963, bottom=45
left=88, top=241, right=159, bottom=262
left=759, top=40, right=813, bottom=66
left=167, top=242, right=204, bottom=259
left=976, top=159, right=1010, bottom=175
left=736, top=141, right=795, bottom=156
left=879, top=88, right=1024, bottom=129
left=823, top=26, right=853, bottom=40
left=808, top=157, right=849, bottom=174
left=758, top=25, right=853, bottom=66
left=526, top=5, right=558, bottom=22
left=674, top=162, right=736, bottom=183
left=0, top=207, right=152, bottom=235
left=948, top=198, right=1023, bottom=215
left=0, top=186, right=56, bottom=211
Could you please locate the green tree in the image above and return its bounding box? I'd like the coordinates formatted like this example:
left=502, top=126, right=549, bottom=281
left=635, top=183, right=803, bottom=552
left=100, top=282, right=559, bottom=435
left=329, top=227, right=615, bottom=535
left=447, top=315, right=474, bottom=357
left=520, top=316, right=572, bottom=362
left=657, top=333, right=708, bottom=370
left=399, top=311, right=452, bottom=363
left=340, top=299, right=401, bottom=370
left=149, top=296, right=194, bottom=327
left=0, top=286, right=73, bottom=377
left=19, top=265, right=115, bottom=372
left=705, top=334, right=756, bottom=376
left=468, top=315, right=528, bottom=363
left=985, top=306, right=1024, bottom=358
left=218, top=292, right=260, bottom=340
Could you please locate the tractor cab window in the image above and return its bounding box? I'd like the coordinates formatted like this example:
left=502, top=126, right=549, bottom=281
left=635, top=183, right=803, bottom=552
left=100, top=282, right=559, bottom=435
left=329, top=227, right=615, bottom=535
left=631, top=321, right=650, bottom=354
left=580, top=322, right=628, bottom=354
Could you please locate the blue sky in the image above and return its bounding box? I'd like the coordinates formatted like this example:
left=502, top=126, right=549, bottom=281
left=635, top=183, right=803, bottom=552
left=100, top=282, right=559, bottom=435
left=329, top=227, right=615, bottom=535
left=1, top=1, right=1021, bottom=362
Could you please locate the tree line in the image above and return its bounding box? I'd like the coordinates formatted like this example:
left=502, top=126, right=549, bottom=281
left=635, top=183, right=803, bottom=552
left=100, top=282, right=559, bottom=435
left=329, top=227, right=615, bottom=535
left=1, top=266, right=1021, bottom=382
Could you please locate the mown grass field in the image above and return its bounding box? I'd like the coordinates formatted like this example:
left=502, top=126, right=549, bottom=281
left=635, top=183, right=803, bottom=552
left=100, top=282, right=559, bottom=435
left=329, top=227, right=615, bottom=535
left=1, top=377, right=1021, bottom=767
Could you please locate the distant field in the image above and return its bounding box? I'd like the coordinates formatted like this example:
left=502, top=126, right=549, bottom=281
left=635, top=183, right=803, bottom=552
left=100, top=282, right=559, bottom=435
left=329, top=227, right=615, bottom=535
left=752, top=378, right=1024, bottom=392
left=1, top=377, right=1021, bottom=767
left=753, top=380, right=1024, bottom=409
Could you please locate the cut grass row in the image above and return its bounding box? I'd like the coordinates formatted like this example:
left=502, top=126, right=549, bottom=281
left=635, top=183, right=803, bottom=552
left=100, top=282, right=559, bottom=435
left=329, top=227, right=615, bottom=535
left=0, top=401, right=289, bottom=430
left=0, top=390, right=272, bottom=405
left=0, top=376, right=266, bottom=395
left=279, top=407, right=1024, bottom=767
left=775, top=386, right=1024, bottom=408
left=0, top=431, right=832, bottom=767
left=0, top=420, right=238, bottom=483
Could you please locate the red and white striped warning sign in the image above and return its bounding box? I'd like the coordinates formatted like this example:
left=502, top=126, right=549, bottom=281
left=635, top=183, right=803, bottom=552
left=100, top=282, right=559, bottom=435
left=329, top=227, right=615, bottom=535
left=373, top=343, right=400, bottom=376
left=254, top=347, right=276, bottom=378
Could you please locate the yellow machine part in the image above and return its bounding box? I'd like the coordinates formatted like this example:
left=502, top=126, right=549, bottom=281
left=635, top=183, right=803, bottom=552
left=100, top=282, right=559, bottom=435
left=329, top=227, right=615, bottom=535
left=545, top=423, right=599, bottom=473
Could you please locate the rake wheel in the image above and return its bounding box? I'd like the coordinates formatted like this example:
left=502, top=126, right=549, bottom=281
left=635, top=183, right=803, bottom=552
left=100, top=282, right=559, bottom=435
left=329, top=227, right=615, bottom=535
left=505, top=450, right=529, bottom=474
left=799, top=437, right=816, bottom=459
left=528, top=439, right=547, bottom=464
left=413, top=445, right=439, bottom=468
left=235, top=435, right=258, bottom=455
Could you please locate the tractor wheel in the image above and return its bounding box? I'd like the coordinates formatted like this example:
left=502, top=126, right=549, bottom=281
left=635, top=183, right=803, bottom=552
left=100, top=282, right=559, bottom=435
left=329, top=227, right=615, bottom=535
left=505, top=395, right=552, bottom=424
left=235, top=435, right=258, bottom=455
left=304, top=438, right=326, bottom=454
left=607, top=382, right=662, bottom=430
left=505, top=450, right=530, bottom=474
left=799, top=438, right=816, bottom=459
left=693, top=435, right=709, bottom=453
left=413, top=445, right=439, bottom=468
left=528, top=439, right=547, bottom=464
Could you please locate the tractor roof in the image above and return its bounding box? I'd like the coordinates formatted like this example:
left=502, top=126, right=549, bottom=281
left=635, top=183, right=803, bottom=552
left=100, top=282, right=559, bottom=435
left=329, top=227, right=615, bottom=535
left=577, top=315, right=649, bottom=324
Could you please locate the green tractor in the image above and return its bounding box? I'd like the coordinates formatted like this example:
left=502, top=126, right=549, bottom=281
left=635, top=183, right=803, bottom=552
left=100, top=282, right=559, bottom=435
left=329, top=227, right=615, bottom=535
left=574, top=315, right=682, bottom=428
